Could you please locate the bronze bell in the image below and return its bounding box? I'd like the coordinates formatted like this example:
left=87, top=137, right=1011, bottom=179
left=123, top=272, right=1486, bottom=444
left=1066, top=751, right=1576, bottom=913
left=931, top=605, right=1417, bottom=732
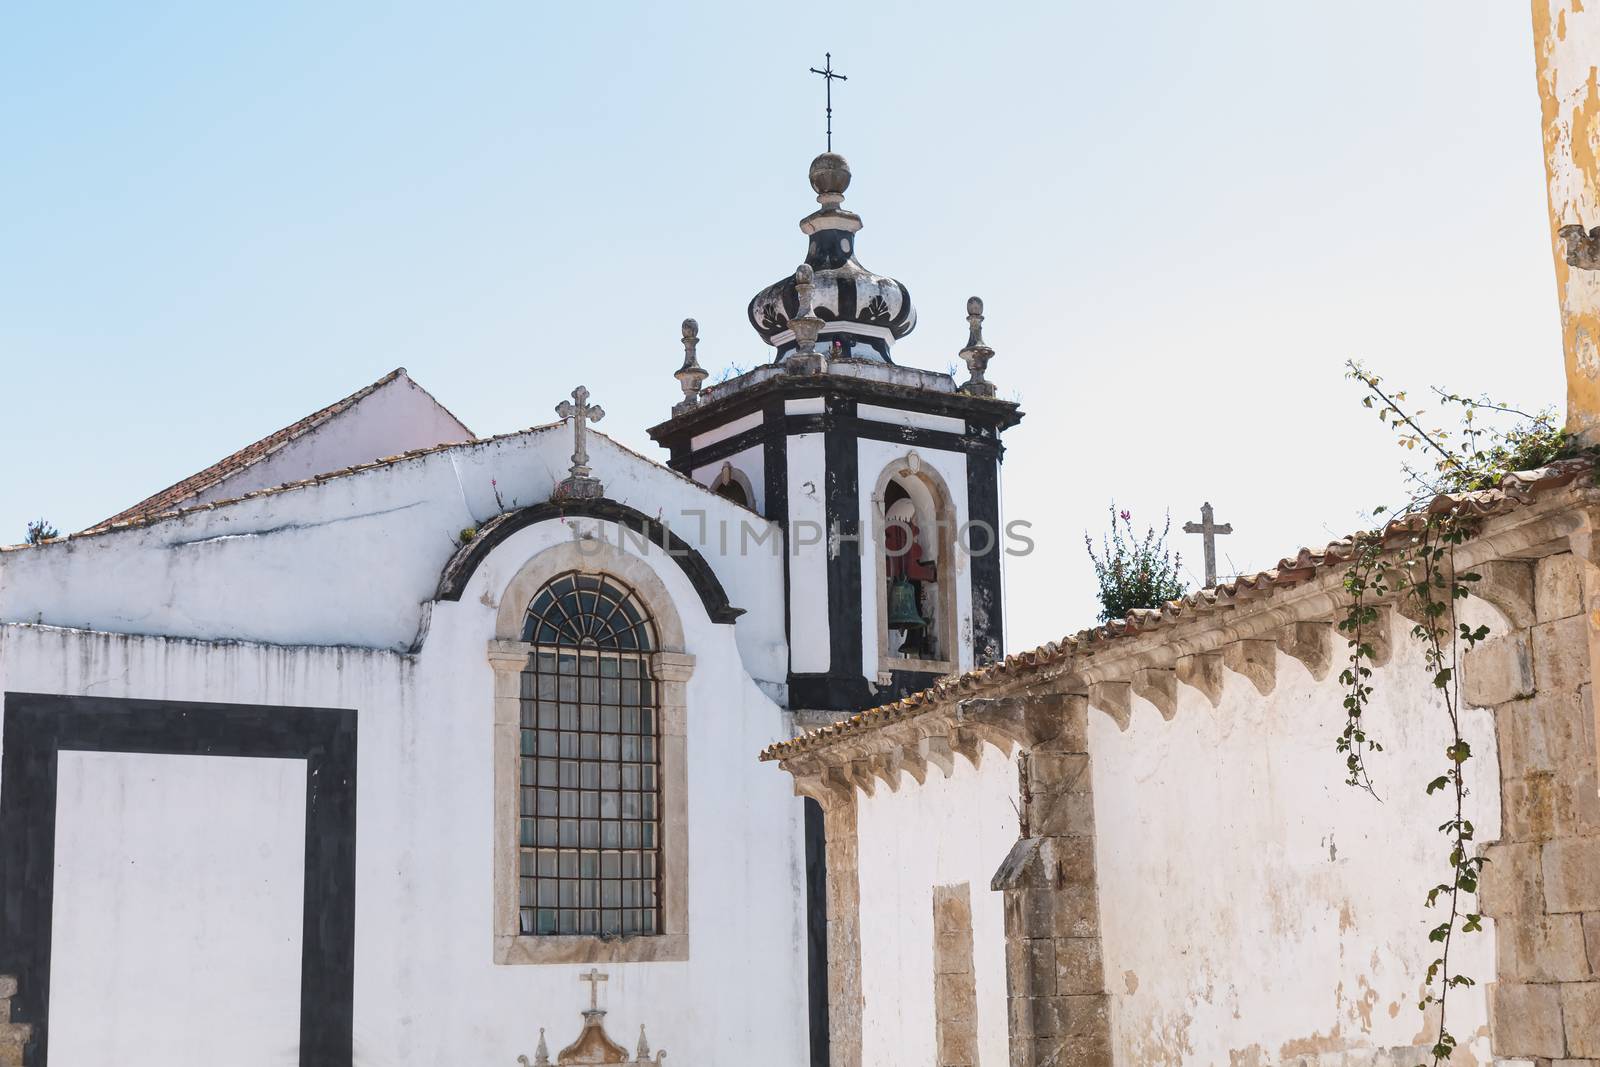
left=886, top=576, right=927, bottom=630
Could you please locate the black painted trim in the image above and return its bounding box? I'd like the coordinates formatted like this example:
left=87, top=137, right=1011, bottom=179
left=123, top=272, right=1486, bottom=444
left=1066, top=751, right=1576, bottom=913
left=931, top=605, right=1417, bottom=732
left=803, top=798, right=829, bottom=1067
left=822, top=397, right=863, bottom=699
left=435, top=499, right=745, bottom=624
left=676, top=412, right=1002, bottom=475
left=966, top=449, right=1005, bottom=664
left=648, top=373, right=1023, bottom=451
left=0, top=692, right=359, bottom=1067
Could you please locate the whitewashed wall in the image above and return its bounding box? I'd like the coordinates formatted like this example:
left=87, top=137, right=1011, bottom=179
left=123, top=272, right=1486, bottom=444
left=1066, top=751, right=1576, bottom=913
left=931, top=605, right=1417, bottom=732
left=0, top=504, right=809, bottom=1063
left=854, top=747, right=1020, bottom=1067
left=188, top=371, right=471, bottom=507
left=1091, top=630, right=1500, bottom=1066
left=0, top=430, right=787, bottom=688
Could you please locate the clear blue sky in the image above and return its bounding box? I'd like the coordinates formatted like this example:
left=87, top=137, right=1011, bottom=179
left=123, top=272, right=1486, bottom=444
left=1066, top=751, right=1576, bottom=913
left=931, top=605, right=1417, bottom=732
left=0, top=2, right=1562, bottom=650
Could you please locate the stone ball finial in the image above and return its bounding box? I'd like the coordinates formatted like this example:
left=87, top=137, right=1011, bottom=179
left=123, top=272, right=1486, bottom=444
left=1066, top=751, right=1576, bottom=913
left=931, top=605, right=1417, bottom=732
left=967, top=296, right=984, bottom=317
left=809, top=152, right=851, bottom=200
left=682, top=317, right=698, bottom=340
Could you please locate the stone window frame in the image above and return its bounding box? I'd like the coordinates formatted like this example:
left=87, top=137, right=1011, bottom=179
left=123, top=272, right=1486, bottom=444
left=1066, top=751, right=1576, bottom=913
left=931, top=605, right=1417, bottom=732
left=488, top=539, right=693, bottom=965
left=870, top=453, right=960, bottom=676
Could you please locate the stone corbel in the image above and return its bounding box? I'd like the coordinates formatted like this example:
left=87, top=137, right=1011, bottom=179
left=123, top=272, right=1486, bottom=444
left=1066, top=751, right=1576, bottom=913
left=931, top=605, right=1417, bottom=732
left=1087, top=681, right=1132, bottom=731
left=950, top=727, right=985, bottom=770
left=871, top=749, right=902, bottom=793
left=954, top=695, right=1067, bottom=750
left=921, top=732, right=957, bottom=778
left=1469, top=559, right=1537, bottom=631
left=790, top=764, right=855, bottom=810
left=1130, top=668, right=1177, bottom=720
left=1276, top=622, right=1333, bottom=681
left=1339, top=603, right=1393, bottom=667
left=1222, top=639, right=1277, bottom=696
left=847, top=757, right=878, bottom=797
left=896, top=742, right=928, bottom=786
left=1175, top=652, right=1225, bottom=707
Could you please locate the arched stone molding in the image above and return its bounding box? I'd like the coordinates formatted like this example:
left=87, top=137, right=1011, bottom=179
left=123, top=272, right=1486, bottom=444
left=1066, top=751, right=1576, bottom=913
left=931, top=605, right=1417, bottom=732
left=487, top=538, right=695, bottom=965
left=868, top=451, right=961, bottom=676
left=708, top=462, right=757, bottom=511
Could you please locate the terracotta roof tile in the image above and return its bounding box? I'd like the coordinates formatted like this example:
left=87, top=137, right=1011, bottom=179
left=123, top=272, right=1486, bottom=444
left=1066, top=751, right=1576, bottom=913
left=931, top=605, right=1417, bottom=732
left=760, top=458, right=1596, bottom=762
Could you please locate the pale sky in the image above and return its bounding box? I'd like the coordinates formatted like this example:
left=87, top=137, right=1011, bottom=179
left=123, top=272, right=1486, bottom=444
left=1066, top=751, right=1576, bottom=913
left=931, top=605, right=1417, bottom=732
left=0, top=3, right=1563, bottom=653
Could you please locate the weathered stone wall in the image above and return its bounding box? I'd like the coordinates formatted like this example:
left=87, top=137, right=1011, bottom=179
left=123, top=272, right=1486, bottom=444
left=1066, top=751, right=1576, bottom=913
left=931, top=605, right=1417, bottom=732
left=995, top=696, right=1112, bottom=1067
left=1474, top=551, right=1600, bottom=1060
left=933, top=883, right=980, bottom=1067
left=0, top=977, right=27, bottom=1067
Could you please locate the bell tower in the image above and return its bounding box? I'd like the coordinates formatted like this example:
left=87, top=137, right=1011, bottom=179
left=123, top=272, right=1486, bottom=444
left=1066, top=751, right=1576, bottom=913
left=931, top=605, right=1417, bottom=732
left=647, top=153, right=1022, bottom=715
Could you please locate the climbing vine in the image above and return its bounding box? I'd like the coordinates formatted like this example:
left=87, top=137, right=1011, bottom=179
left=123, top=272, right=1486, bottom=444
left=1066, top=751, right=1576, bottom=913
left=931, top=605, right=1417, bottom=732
left=1339, top=361, right=1590, bottom=1065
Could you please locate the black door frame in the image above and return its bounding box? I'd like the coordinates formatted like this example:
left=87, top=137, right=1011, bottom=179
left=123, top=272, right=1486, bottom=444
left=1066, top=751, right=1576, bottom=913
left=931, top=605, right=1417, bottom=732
left=0, top=692, right=358, bottom=1066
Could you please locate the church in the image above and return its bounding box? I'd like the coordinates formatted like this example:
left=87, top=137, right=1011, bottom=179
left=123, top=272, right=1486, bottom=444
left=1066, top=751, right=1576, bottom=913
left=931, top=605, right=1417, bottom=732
left=0, top=147, right=1022, bottom=1066
left=9, top=11, right=1600, bottom=1065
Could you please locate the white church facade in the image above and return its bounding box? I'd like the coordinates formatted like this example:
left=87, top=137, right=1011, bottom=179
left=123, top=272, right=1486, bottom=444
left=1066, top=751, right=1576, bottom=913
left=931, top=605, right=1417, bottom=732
left=0, top=151, right=1022, bottom=1066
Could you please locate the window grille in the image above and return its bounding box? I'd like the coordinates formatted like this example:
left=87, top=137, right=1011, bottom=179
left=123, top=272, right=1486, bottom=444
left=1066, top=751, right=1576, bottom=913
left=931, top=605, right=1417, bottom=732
left=517, top=572, right=660, bottom=937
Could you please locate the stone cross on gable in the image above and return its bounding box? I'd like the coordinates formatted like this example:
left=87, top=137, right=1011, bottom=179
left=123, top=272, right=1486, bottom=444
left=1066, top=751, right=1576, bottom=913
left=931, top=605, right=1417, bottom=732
left=1183, top=501, right=1233, bottom=589
left=552, top=386, right=606, bottom=502
left=579, top=968, right=607, bottom=1013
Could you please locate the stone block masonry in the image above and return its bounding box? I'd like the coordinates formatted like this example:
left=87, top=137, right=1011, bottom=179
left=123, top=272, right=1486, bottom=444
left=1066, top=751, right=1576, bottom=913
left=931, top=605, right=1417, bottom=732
left=0, top=976, right=29, bottom=1067
left=992, top=696, right=1112, bottom=1067
left=1476, top=551, right=1600, bottom=1062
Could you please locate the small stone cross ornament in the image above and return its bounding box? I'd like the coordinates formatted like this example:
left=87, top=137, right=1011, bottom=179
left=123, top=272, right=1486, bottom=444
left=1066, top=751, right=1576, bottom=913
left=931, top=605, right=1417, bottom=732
left=553, top=386, right=606, bottom=502
left=1183, top=501, right=1233, bottom=589
left=515, top=967, right=668, bottom=1065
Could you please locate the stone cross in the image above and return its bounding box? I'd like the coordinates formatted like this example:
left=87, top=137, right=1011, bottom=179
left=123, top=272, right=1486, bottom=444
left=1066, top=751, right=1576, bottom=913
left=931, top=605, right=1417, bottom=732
left=552, top=386, right=606, bottom=502
left=1183, top=501, right=1233, bottom=589
left=579, top=968, right=608, bottom=1012
left=556, top=387, right=604, bottom=480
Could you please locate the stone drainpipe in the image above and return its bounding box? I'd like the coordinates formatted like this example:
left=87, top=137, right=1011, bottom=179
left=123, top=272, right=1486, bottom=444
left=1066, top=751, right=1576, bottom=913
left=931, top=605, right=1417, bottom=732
left=989, top=693, right=1113, bottom=1067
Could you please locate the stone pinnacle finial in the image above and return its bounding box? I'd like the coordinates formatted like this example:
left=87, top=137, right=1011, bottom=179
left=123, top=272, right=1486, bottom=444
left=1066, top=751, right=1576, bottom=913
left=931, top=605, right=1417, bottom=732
left=787, top=264, right=825, bottom=369
left=809, top=152, right=851, bottom=209
left=535, top=1027, right=551, bottom=1066
left=673, top=318, right=708, bottom=414
left=636, top=1024, right=651, bottom=1059
left=957, top=296, right=996, bottom=397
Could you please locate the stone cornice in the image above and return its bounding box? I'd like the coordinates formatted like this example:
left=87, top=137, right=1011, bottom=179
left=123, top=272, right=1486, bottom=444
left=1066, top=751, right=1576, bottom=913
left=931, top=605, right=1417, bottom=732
left=765, top=472, right=1600, bottom=787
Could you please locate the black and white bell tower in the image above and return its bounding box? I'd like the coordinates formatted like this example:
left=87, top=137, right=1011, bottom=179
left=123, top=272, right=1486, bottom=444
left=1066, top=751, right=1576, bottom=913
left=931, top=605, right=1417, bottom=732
left=648, top=152, right=1022, bottom=715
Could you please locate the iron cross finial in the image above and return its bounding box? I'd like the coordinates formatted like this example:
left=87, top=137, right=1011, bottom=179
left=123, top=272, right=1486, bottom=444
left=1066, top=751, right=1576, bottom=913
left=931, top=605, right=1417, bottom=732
left=809, top=52, right=847, bottom=151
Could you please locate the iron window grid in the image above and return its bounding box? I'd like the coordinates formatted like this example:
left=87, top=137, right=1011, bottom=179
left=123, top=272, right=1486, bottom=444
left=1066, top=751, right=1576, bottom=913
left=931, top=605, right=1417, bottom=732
left=516, top=573, right=661, bottom=938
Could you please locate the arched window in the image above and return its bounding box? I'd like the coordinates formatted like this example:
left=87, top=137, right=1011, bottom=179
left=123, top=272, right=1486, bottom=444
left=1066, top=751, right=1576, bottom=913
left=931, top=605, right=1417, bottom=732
left=517, top=573, right=660, bottom=938
left=709, top=461, right=755, bottom=511
left=873, top=454, right=958, bottom=672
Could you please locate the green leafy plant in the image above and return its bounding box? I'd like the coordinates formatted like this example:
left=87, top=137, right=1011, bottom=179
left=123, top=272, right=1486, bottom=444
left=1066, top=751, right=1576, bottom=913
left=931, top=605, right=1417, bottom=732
left=1084, top=504, right=1188, bottom=622
left=1340, top=361, right=1591, bottom=1065
left=24, top=518, right=59, bottom=545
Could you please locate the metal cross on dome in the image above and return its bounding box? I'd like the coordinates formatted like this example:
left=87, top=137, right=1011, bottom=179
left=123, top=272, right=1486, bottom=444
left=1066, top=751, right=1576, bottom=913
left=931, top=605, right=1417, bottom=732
left=1183, top=501, right=1233, bottom=589
left=809, top=52, right=847, bottom=151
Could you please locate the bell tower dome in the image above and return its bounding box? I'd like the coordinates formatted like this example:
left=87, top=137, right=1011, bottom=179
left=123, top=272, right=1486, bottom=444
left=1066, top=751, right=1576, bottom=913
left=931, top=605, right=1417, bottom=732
left=649, top=154, right=1022, bottom=715
left=747, top=153, right=916, bottom=363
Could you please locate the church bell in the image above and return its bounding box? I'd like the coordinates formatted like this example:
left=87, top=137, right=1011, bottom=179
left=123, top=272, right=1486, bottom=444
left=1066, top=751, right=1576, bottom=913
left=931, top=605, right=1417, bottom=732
left=886, top=576, right=927, bottom=630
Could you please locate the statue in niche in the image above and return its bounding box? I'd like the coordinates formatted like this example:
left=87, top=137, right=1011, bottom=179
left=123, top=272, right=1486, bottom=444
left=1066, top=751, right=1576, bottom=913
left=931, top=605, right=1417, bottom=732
left=884, top=485, right=939, bottom=660
left=518, top=969, right=667, bottom=1065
